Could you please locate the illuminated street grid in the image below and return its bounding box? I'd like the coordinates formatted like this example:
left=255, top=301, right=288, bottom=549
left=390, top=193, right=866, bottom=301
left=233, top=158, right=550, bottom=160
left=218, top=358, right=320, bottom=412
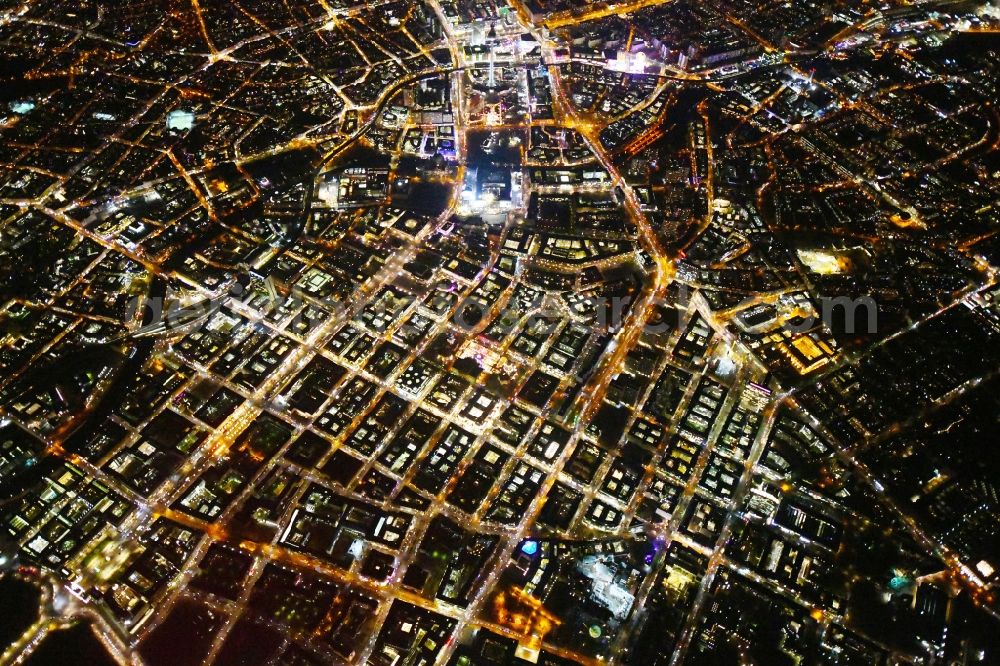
left=1, top=0, right=1000, bottom=665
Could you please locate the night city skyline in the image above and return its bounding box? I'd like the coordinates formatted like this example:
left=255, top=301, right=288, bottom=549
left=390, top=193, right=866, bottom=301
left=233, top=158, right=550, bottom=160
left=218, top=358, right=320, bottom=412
left=1, top=1, right=999, bottom=665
